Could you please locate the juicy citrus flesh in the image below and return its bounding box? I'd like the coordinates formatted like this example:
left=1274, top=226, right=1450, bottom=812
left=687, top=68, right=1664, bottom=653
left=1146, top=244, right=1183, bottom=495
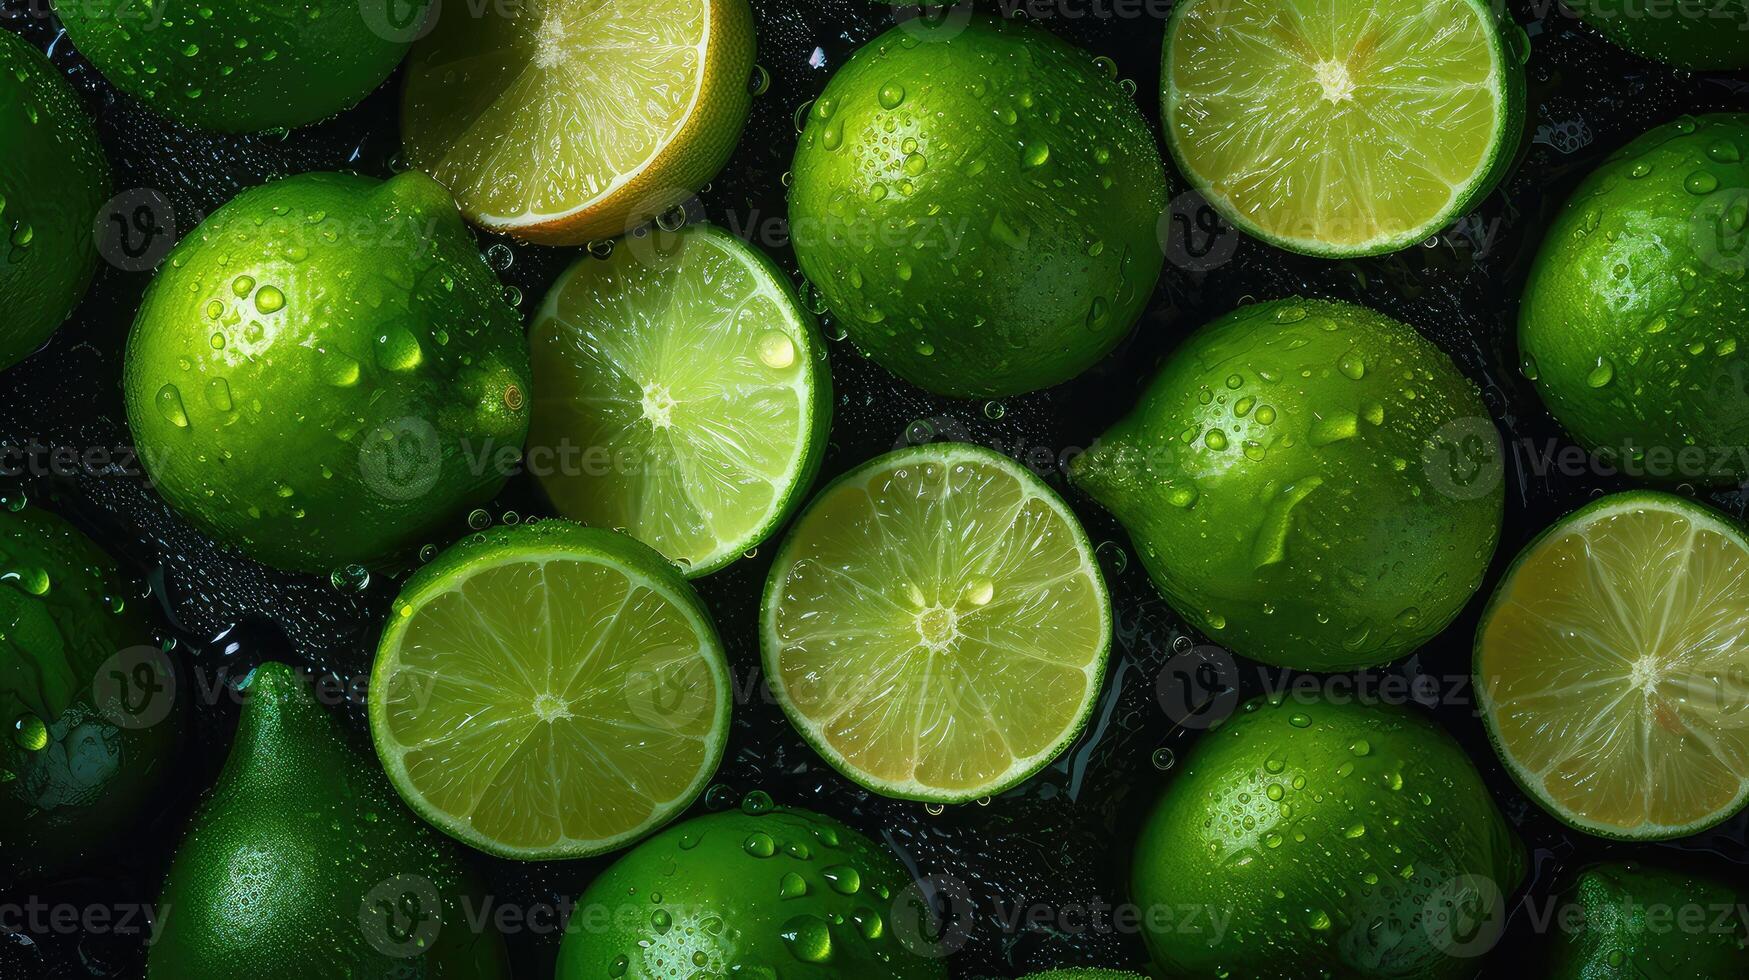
left=1166, top=0, right=1507, bottom=253
left=405, top=0, right=715, bottom=227
left=375, top=553, right=727, bottom=856
left=1479, top=497, right=1749, bottom=838
left=765, top=447, right=1109, bottom=801
left=530, top=228, right=820, bottom=576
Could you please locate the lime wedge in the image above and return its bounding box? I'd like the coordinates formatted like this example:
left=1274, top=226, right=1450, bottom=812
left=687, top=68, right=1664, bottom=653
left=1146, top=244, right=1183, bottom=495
left=1163, top=0, right=1523, bottom=256
left=1476, top=491, right=1749, bottom=840
left=402, top=0, right=754, bottom=244
left=369, top=521, right=730, bottom=859
left=528, top=225, right=830, bottom=577
left=762, top=444, right=1111, bottom=803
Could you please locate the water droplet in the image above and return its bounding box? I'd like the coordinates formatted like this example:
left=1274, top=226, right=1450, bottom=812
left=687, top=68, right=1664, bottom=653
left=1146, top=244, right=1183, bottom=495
left=1021, top=141, right=1051, bottom=168
left=1706, top=140, right=1741, bottom=164
left=12, top=714, right=47, bottom=752
left=203, top=377, right=233, bottom=412
left=743, top=832, right=776, bottom=857
left=758, top=331, right=797, bottom=370
left=467, top=508, right=492, bottom=531
left=375, top=326, right=423, bottom=372
left=878, top=82, right=906, bottom=109
left=741, top=790, right=774, bottom=815
left=485, top=243, right=514, bottom=271
left=961, top=577, right=994, bottom=607
left=1585, top=357, right=1616, bottom=388
left=1095, top=540, right=1128, bottom=574
left=329, top=564, right=370, bottom=592
left=779, top=872, right=809, bottom=899
left=1684, top=171, right=1720, bottom=196
left=253, top=285, right=285, bottom=314
left=821, top=865, right=862, bottom=895
left=780, top=914, right=833, bottom=963
left=1337, top=350, right=1366, bottom=380
left=1151, top=747, right=1176, bottom=770
left=155, top=384, right=190, bottom=428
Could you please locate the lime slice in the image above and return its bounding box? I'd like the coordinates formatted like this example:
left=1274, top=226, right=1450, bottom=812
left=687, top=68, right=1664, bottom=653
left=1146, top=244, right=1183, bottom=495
left=527, top=225, right=830, bottom=577
left=762, top=444, right=1111, bottom=802
left=369, top=521, right=731, bottom=859
left=1163, top=0, right=1523, bottom=256
left=402, top=0, right=754, bottom=244
left=1476, top=491, right=1749, bottom=840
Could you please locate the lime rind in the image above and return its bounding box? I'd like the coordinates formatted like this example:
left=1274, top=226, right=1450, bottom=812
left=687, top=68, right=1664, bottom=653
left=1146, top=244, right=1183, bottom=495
left=1475, top=490, right=1749, bottom=841
left=760, top=443, right=1112, bottom=804
left=370, top=523, right=732, bottom=860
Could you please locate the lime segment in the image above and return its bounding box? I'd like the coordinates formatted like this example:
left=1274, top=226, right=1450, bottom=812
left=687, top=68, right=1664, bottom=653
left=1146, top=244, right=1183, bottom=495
left=1164, top=0, right=1520, bottom=256
left=529, top=225, right=829, bottom=577
left=371, top=522, right=730, bottom=859
left=762, top=444, right=1110, bottom=802
left=1477, top=492, right=1749, bottom=840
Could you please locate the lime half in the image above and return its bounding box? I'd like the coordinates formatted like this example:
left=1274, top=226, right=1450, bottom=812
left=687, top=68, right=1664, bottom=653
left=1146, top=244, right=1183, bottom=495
left=528, top=225, right=830, bottom=577
left=762, top=444, right=1111, bottom=802
left=1163, top=0, right=1523, bottom=256
left=370, top=521, right=731, bottom=859
left=1477, top=491, right=1749, bottom=840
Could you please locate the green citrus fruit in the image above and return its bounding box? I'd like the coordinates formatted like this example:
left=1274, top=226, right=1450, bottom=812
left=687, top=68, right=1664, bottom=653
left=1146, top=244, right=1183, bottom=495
left=762, top=443, right=1110, bottom=802
left=1476, top=491, right=1749, bottom=840
left=1547, top=862, right=1749, bottom=978
left=1071, top=299, right=1503, bottom=672
left=370, top=521, right=730, bottom=859
left=789, top=16, right=1168, bottom=398
left=0, top=505, right=179, bottom=880
left=528, top=224, right=831, bottom=576
left=1163, top=0, right=1524, bottom=257
left=53, top=0, right=429, bottom=132
left=555, top=805, right=948, bottom=979
left=0, top=30, right=109, bottom=371
left=1133, top=696, right=1526, bottom=980
left=124, top=171, right=531, bottom=574
left=1567, top=0, right=1749, bottom=70
left=1520, top=113, right=1749, bottom=484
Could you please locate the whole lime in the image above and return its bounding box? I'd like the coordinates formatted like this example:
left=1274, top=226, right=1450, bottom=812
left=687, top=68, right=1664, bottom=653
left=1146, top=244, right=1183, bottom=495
left=1565, top=0, right=1749, bottom=70
left=788, top=16, right=1168, bottom=398
left=1521, top=113, right=1749, bottom=484
left=1547, top=862, right=1748, bottom=977
left=1071, top=299, right=1503, bottom=672
left=0, top=30, right=109, bottom=371
left=1133, top=697, right=1525, bottom=980
left=556, top=804, right=948, bottom=979
left=0, top=505, right=180, bottom=880
left=53, top=0, right=430, bottom=132
left=124, top=171, right=531, bottom=574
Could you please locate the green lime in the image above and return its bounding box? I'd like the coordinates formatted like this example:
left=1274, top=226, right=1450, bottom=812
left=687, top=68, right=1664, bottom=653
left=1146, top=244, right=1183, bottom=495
left=1133, top=696, right=1526, bottom=980
left=762, top=443, right=1110, bottom=802
left=1071, top=299, right=1503, bottom=672
left=0, top=30, right=109, bottom=371
left=370, top=520, right=731, bottom=859
left=1163, top=0, right=1524, bottom=257
left=1547, top=862, right=1749, bottom=978
left=528, top=225, right=830, bottom=576
left=1520, top=113, right=1749, bottom=484
left=124, top=171, right=531, bottom=575
left=555, top=805, right=948, bottom=978
left=1568, top=0, right=1749, bottom=70
left=789, top=16, right=1168, bottom=398
left=1476, top=491, right=1749, bottom=840
left=0, top=505, right=179, bottom=879
left=53, top=0, right=429, bottom=132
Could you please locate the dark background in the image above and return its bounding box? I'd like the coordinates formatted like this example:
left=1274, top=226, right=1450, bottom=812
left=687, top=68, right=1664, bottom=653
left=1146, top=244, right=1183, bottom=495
left=0, top=0, right=1746, bottom=976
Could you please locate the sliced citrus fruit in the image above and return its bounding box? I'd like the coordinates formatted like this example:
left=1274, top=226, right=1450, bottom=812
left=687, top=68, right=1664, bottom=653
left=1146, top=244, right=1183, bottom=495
left=370, top=521, right=730, bottom=859
left=528, top=225, right=830, bottom=577
left=761, top=443, right=1111, bottom=803
left=1163, top=0, right=1524, bottom=256
left=1476, top=491, right=1749, bottom=840
left=401, top=0, right=755, bottom=244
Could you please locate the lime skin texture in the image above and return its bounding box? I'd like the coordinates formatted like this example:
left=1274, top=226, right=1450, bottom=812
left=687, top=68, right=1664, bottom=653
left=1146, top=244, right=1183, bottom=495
left=1521, top=113, right=1749, bottom=484
left=0, top=30, right=109, bottom=371
left=789, top=15, right=1169, bottom=398
left=0, top=506, right=180, bottom=880
left=1132, top=696, right=1526, bottom=980
left=1072, top=299, right=1503, bottom=672
left=148, top=662, right=510, bottom=980
left=53, top=0, right=431, bottom=132
left=124, top=171, right=531, bottom=575
left=555, top=805, right=949, bottom=979
left=1566, top=0, right=1749, bottom=70
left=1546, top=862, right=1749, bottom=978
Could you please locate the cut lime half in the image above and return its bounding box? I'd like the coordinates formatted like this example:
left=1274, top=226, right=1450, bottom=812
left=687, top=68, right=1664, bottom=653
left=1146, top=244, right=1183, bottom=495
left=762, top=444, right=1111, bottom=803
left=370, top=521, right=731, bottom=859
left=1477, top=491, right=1749, bottom=840
left=528, top=224, right=830, bottom=577
left=1163, top=0, right=1523, bottom=256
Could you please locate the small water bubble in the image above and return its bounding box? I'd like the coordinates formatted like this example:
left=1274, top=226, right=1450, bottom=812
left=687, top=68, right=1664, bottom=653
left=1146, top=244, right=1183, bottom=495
left=484, top=243, right=514, bottom=271
left=329, top=564, right=371, bottom=592
left=1095, top=540, right=1128, bottom=574
left=12, top=714, right=47, bottom=752
left=1151, top=747, right=1176, bottom=770
left=923, top=803, right=945, bottom=816
left=656, top=204, right=689, bottom=232
left=466, top=509, right=492, bottom=531
left=749, top=63, right=771, bottom=96
left=741, top=790, right=775, bottom=815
